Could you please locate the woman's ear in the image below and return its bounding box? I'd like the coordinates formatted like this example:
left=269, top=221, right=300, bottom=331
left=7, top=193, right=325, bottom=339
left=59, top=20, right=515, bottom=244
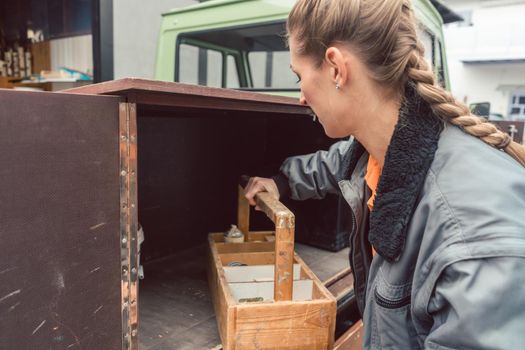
left=325, top=46, right=348, bottom=87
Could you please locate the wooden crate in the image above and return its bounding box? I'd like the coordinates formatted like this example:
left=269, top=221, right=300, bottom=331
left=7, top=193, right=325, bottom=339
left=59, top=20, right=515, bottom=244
left=208, top=185, right=336, bottom=349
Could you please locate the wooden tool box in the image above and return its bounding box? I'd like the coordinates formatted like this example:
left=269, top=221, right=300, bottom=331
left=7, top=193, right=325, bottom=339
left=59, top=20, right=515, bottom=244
left=208, top=185, right=336, bottom=349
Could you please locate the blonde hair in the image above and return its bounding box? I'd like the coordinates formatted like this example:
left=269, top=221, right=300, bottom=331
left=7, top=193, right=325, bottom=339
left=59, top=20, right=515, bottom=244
left=287, top=0, right=525, bottom=167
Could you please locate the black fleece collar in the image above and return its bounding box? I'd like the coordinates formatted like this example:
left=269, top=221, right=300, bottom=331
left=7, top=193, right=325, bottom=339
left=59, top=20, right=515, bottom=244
left=344, top=83, right=443, bottom=262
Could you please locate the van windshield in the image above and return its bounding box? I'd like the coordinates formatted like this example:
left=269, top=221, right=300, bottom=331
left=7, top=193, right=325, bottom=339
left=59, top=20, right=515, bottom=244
left=176, top=21, right=299, bottom=91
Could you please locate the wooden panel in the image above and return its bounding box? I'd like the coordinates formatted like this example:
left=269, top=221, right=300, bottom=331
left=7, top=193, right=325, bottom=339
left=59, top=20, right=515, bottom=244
left=224, top=264, right=302, bottom=283
left=31, top=41, right=51, bottom=74
left=247, top=190, right=296, bottom=302
left=229, top=280, right=313, bottom=302
left=0, top=77, right=15, bottom=89
left=237, top=185, right=250, bottom=240
left=295, top=254, right=335, bottom=302
left=274, top=225, right=294, bottom=301
left=220, top=252, right=276, bottom=266
left=208, top=237, right=236, bottom=350
left=119, top=102, right=139, bottom=349
left=216, top=241, right=275, bottom=254
left=0, top=89, right=122, bottom=349
left=64, top=78, right=310, bottom=116
left=212, top=232, right=275, bottom=243
left=334, top=321, right=363, bottom=350
left=324, top=268, right=354, bottom=301
left=234, top=301, right=336, bottom=350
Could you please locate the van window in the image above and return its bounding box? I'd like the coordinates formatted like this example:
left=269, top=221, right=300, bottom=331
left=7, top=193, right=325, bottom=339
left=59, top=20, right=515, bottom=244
left=178, top=43, right=223, bottom=88
left=178, top=42, right=240, bottom=88
left=176, top=21, right=300, bottom=90
left=227, top=55, right=240, bottom=88
left=179, top=44, right=199, bottom=85
left=176, top=20, right=445, bottom=91
left=417, top=26, right=447, bottom=88
left=248, top=51, right=297, bottom=89
left=206, top=49, right=223, bottom=88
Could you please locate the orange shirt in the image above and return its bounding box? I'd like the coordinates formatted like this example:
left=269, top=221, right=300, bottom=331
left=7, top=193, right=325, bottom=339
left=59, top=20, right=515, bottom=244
left=364, top=155, right=382, bottom=211
left=365, top=155, right=382, bottom=256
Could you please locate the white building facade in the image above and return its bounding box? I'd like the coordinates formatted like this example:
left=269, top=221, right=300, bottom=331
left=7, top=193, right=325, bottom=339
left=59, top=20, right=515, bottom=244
left=442, top=0, right=525, bottom=120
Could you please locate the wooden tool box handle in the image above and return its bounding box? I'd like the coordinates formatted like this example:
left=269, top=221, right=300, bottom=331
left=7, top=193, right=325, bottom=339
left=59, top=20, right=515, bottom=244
left=238, top=176, right=295, bottom=302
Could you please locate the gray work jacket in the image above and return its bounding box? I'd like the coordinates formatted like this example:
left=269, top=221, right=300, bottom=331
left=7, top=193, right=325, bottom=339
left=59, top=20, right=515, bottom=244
left=275, top=89, right=525, bottom=349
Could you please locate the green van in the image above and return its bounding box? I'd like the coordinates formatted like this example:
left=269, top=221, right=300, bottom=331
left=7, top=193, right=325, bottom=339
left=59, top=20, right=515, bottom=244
left=154, top=0, right=455, bottom=95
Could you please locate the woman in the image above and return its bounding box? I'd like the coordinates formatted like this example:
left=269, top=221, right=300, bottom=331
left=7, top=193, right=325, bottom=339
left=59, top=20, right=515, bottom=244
left=244, top=0, right=525, bottom=348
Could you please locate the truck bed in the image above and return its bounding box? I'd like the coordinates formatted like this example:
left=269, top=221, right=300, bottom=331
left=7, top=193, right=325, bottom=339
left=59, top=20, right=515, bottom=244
left=138, top=243, right=350, bottom=349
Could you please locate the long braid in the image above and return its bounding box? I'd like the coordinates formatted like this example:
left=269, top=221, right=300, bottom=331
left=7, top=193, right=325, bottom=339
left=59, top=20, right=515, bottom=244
left=406, top=44, right=525, bottom=166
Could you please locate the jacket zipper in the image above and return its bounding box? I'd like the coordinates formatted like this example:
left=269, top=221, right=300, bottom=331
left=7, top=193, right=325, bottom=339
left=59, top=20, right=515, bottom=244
left=374, top=288, right=411, bottom=309
left=349, top=208, right=356, bottom=238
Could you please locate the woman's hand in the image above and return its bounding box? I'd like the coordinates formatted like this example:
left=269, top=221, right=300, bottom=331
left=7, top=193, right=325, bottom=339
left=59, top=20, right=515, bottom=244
left=244, top=177, right=279, bottom=209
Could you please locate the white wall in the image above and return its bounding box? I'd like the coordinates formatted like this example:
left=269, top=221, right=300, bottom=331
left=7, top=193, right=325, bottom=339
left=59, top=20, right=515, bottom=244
left=448, top=60, right=525, bottom=114
left=50, top=34, right=93, bottom=75
left=443, top=0, right=525, bottom=117
left=113, top=0, right=197, bottom=79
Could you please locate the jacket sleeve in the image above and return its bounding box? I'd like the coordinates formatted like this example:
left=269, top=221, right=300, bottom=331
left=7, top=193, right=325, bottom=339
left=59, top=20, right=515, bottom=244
left=272, top=139, right=352, bottom=201
left=424, top=257, right=525, bottom=349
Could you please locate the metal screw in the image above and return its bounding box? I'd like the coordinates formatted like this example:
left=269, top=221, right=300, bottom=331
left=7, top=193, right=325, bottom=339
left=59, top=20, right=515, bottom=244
left=131, top=329, right=138, bottom=337
left=121, top=135, right=127, bottom=141
left=131, top=267, right=137, bottom=274
left=121, top=170, right=127, bottom=176
left=122, top=237, right=128, bottom=244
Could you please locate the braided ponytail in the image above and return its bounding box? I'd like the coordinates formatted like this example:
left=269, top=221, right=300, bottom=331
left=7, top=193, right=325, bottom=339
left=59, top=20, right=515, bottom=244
left=406, top=44, right=525, bottom=166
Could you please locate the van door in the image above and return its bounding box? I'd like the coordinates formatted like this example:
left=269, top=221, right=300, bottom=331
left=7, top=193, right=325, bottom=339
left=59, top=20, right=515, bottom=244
left=0, top=90, right=132, bottom=349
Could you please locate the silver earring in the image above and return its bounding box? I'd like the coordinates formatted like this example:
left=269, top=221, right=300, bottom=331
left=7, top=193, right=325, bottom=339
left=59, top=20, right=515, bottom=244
left=335, top=82, right=340, bottom=90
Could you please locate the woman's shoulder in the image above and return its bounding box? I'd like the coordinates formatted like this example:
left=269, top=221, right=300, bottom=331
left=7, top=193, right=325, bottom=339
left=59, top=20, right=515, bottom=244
left=422, top=124, right=525, bottom=253
left=430, top=124, right=525, bottom=192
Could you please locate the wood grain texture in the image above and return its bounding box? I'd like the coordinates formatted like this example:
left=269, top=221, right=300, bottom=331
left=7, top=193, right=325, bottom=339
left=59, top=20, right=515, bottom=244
left=208, top=236, right=236, bottom=350
left=274, top=226, right=294, bottom=301
left=64, top=78, right=311, bottom=116
left=237, top=185, right=250, bottom=241
left=0, top=89, right=122, bottom=349
left=294, top=254, right=335, bottom=303
left=323, top=268, right=354, bottom=301
left=333, top=321, right=363, bottom=350
left=234, top=301, right=335, bottom=350
left=216, top=241, right=275, bottom=254
left=210, top=231, right=275, bottom=243
left=31, top=41, right=51, bottom=74
left=220, top=252, right=277, bottom=266
left=245, top=189, right=296, bottom=302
